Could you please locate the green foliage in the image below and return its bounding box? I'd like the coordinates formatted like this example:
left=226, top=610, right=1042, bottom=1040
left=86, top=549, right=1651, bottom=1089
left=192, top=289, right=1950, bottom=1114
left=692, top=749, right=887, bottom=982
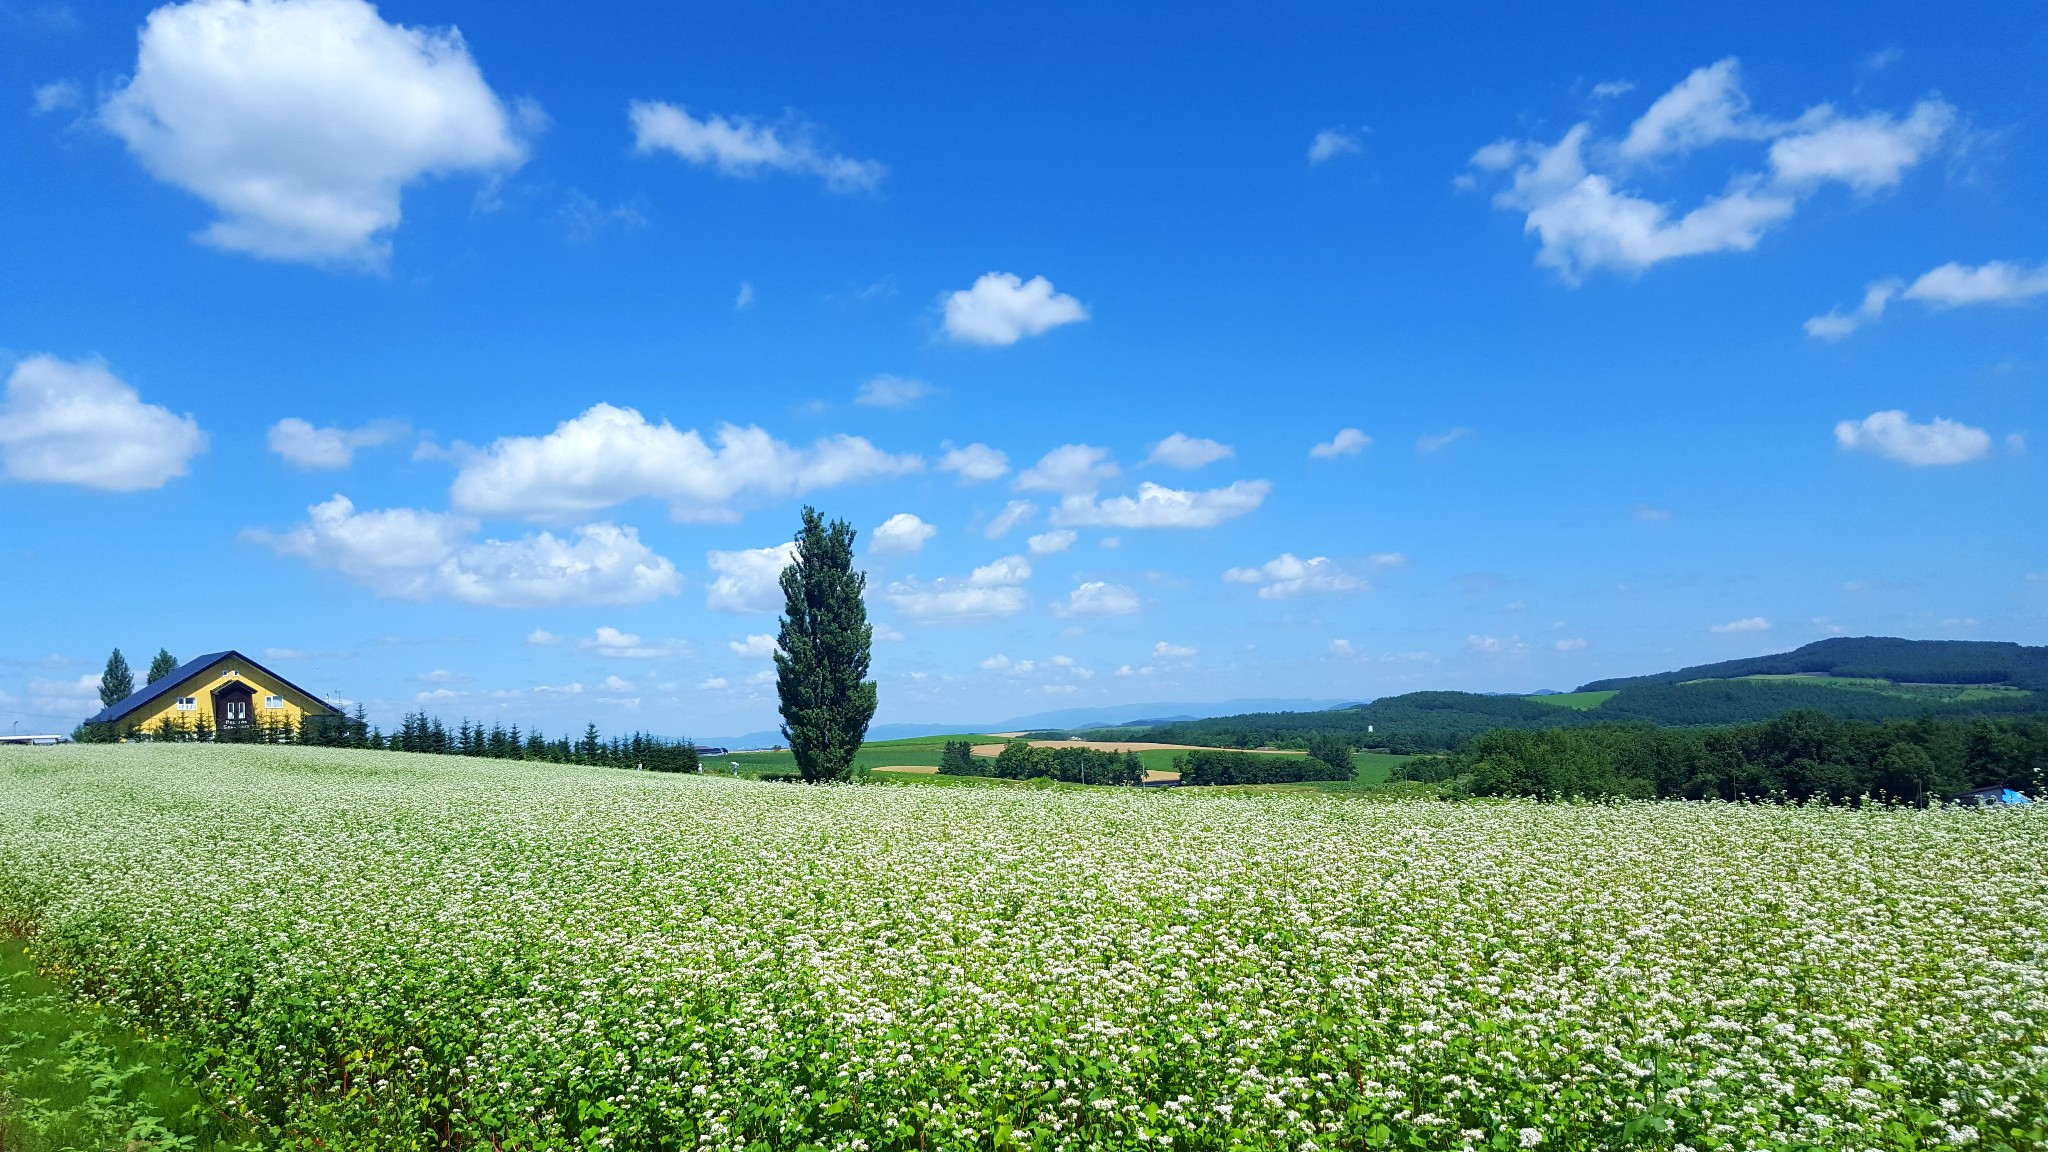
left=145, top=649, right=178, bottom=685
left=96, top=649, right=133, bottom=709
left=1581, top=636, right=2048, bottom=693
left=774, top=507, right=878, bottom=783
left=936, top=739, right=977, bottom=775
left=975, top=740, right=1143, bottom=784
left=1177, top=748, right=1355, bottom=786
left=1525, top=690, right=1618, bottom=709
left=1305, top=732, right=1353, bottom=774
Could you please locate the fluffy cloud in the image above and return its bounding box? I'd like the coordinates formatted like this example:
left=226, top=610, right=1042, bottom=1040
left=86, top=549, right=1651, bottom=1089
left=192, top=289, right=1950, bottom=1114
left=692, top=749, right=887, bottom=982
left=728, top=634, right=777, bottom=659
left=943, top=273, right=1089, bottom=345
left=1144, top=433, right=1233, bottom=470
left=629, top=100, right=883, bottom=192
left=1016, top=444, right=1118, bottom=494
left=1027, top=529, right=1076, bottom=555
left=576, top=626, right=687, bottom=659
left=246, top=495, right=680, bottom=606
left=938, top=442, right=1008, bottom=483
left=870, top=512, right=937, bottom=555
left=984, top=500, right=1037, bottom=538
left=1469, top=58, right=1952, bottom=279
left=1152, top=641, right=1197, bottom=660
left=1223, top=553, right=1367, bottom=599
left=883, top=555, right=1031, bottom=623
left=1054, top=581, right=1140, bottom=618
left=1806, top=261, right=2048, bottom=339
left=33, top=80, right=80, bottom=113
left=1416, top=427, right=1471, bottom=453
left=1834, top=410, right=1992, bottom=467
left=1307, top=129, right=1361, bottom=164
left=854, top=375, right=931, bottom=408
left=267, top=417, right=406, bottom=469
left=1555, top=638, right=1588, bottom=651
left=100, top=0, right=527, bottom=266
left=1309, top=428, right=1370, bottom=458
left=705, top=542, right=796, bottom=613
left=1710, top=617, right=1771, bottom=633
left=1051, top=480, right=1271, bottom=530
left=0, top=355, right=207, bottom=490
left=526, top=629, right=561, bottom=645
left=450, top=404, right=920, bottom=523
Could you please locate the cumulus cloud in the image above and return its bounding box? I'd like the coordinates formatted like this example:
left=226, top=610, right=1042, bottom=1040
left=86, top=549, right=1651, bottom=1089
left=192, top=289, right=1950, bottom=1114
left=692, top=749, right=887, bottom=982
left=883, top=554, right=1031, bottom=623
left=629, top=100, right=883, bottom=192
left=870, top=512, right=937, bottom=555
left=1307, top=129, right=1361, bottom=164
left=1152, top=641, right=1197, bottom=660
left=1834, top=410, right=1992, bottom=467
left=1051, top=480, right=1270, bottom=530
left=1468, top=58, right=1953, bottom=280
left=1309, top=428, right=1370, bottom=458
left=728, top=633, right=777, bottom=659
left=246, top=495, right=680, bottom=606
left=854, top=374, right=931, bottom=408
left=984, top=499, right=1037, bottom=538
left=1466, top=635, right=1529, bottom=655
left=32, top=79, right=79, bottom=112
left=1807, top=261, right=2048, bottom=339
left=267, top=417, right=406, bottom=469
left=1027, top=529, right=1076, bottom=555
left=577, top=626, right=688, bottom=659
left=1054, top=581, right=1140, bottom=618
left=1555, top=638, right=1588, bottom=651
left=705, top=542, right=796, bottom=613
left=526, top=629, right=561, bottom=646
left=449, top=404, right=919, bottom=523
left=1416, top=427, right=1470, bottom=453
left=1223, top=553, right=1367, bottom=599
left=99, top=0, right=528, bottom=266
left=943, top=273, right=1088, bottom=345
left=1329, top=639, right=1359, bottom=657
left=0, top=355, right=207, bottom=490
left=938, top=442, right=1008, bottom=483
left=1016, top=444, right=1118, bottom=494
left=1710, top=617, right=1771, bottom=633
left=1144, top=433, right=1233, bottom=470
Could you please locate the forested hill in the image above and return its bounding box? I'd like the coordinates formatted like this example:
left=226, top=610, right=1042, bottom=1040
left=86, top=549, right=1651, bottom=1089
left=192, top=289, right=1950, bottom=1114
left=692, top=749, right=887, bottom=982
left=1579, top=637, right=2048, bottom=693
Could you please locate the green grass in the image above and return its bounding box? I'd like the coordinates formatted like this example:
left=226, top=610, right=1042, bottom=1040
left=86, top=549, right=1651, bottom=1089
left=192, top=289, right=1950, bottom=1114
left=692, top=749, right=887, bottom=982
left=0, top=940, right=256, bottom=1151
left=1721, top=675, right=2033, bottom=702
left=1525, top=690, right=1620, bottom=710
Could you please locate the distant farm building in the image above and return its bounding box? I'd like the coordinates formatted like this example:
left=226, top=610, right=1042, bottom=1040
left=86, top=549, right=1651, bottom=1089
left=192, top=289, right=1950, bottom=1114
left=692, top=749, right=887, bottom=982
left=1952, top=785, right=2032, bottom=807
left=83, top=650, right=340, bottom=737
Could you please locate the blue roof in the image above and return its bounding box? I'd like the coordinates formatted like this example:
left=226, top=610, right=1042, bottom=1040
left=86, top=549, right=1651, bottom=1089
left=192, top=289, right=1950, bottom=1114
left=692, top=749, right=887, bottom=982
left=83, top=650, right=339, bottom=726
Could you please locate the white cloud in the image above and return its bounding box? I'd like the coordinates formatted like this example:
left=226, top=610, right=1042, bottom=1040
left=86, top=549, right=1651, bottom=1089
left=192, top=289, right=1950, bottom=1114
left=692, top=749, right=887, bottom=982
left=1710, top=617, right=1771, bottom=633
left=1144, top=433, right=1233, bottom=470
left=0, top=355, right=207, bottom=491
left=1834, top=410, right=1992, bottom=466
left=533, top=682, right=582, bottom=695
left=1051, top=480, right=1270, bottom=530
left=699, top=676, right=728, bottom=690
left=449, top=404, right=920, bottom=523
left=577, top=626, right=687, bottom=659
left=870, top=512, right=937, bottom=555
left=246, top=495, right=680, bottom=606
left=1307, top=129, right=1361, bottom=164
left=854, top=374, right=931, bottom=408
left=267, top=417, right=406, bottom=469
left=938, top=442, right=1008, bottom=483
left=32, top=79, right=79, bottom=112
left=1804, top=280, right=1901, bottom=340
left=1466, top=634, right=1529, bottom=654
left=1309, top=428, right=1370, bottom=458
left=1027, top=529, right=1076, bottom=555
left=1635, top=504, right=1672, bottom=521
left=1223, top=553, right=1366, bottom=599
left=1808, top=261, right=2048, bottom=339
left=1054, top=581, right=1140, bottom=618
left=978, top=654, right=1011, bottom=671
left=942, top=273, right=1088, bottom=345
left=872, top=622, right=905, bottom=642
left=629, top=100, right=883, bottom=192
left=1555, top=638, right=1587, bottom=651
left=1417, top=427, right=1471, bottom=453
left=705, top=542, right=796, bottom=613
left=1591, top=80, right=1634, bottom=99
left=1469, top=59, right=1952, bottom=280
left=728, top=633, right=777, bottom=659
left=100, top=0, right=527, bottom=266
left=1016, top=444, right=1118, bottom=494
left=734, top=282, right=755, bottom=310
left=1152, top=641, right=1197, bottom=660
left=602, top=675, right=635, bottom=692
left=526, top=629, right=561, bottom=646
left=1329, top=639, right=1359, bottom=657
left=984, top=499, right=1037, bottom=538
left=883, top=554, right=1031, bottom=623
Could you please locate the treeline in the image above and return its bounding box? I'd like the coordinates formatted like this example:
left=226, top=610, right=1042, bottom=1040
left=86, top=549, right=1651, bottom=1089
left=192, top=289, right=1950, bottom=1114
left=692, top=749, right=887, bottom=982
left=1146, top=692, right=1565, bottom=755
left=1397, top=710, right=2046, bottom=803
left=939, top=740, right=1145, bottom=785
left=1582, top=636, right=2048, bottom=693
left=1175, top=747, right=1354, bottom=786
left=81, top=707, right=701, bottom=773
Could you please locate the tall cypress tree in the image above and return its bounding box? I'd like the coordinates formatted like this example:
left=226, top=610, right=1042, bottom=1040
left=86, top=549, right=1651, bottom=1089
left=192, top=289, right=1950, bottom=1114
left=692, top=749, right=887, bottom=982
left=147, top=648, right=178, bottom=683
left=774, top=506, right=878, bottom=783
left=98, top=648, right=134, bottom=708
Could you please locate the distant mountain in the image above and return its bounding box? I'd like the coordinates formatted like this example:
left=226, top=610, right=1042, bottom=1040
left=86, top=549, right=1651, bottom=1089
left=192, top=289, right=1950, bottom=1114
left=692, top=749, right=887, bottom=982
left=1580, top=637, right=2048, bottom=693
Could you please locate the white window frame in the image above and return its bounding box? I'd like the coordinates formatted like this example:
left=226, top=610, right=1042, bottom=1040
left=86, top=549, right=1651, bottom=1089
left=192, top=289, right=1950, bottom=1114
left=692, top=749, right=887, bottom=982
left=264, top=695, right=285, bottom=710
left=176, top=697, right=197, bottom=711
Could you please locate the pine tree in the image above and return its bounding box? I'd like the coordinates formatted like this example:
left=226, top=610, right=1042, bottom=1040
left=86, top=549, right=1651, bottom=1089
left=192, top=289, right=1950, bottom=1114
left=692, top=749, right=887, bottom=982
left=146, top=648, right=178, bottom=684
left=774, top=507, right=877, bottom=783
left=98, top=648, right=134, bottom=708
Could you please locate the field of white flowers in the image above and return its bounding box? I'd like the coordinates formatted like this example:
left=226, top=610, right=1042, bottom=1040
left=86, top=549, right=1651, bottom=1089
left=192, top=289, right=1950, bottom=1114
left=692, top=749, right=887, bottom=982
left=0, top=745, right=2043, bottom=1152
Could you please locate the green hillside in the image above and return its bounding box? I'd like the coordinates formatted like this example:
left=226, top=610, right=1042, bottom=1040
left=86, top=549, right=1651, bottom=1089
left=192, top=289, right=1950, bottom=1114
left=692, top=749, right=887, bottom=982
left=1580, top=636, right=2048, bottom=693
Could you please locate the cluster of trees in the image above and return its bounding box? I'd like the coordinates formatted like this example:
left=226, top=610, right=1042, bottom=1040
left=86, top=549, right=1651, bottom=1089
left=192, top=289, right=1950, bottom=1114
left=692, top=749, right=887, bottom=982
left=95, top=647, right=181, bottom=708
left=1583, top=637, right=2048, bottom=693
left=1398, top=710, right=2046, bottom=803
left=939, top=740, right=1146, bottom=785
left=1175, top=741, right=1356, bottom=786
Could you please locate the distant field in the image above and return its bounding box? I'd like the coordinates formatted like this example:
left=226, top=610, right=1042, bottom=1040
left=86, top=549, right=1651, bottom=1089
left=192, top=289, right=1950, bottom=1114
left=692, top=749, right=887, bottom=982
left=1525, top=690, right=1619, bottom=710
left=1716, top=675, right=2032, bottom=702
left=725, top=737, right=1401, bottom=788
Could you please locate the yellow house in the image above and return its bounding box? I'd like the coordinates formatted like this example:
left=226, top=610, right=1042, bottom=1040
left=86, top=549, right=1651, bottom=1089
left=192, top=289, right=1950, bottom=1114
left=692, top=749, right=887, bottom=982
left=83, top=650, right=339, bottom=737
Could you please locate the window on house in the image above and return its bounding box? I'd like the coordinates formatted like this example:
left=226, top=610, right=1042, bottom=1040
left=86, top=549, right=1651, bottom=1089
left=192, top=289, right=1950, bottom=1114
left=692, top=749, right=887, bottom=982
left=176, top=697, right=197, bottom=710
left=265, top=695, right=284, bottom=709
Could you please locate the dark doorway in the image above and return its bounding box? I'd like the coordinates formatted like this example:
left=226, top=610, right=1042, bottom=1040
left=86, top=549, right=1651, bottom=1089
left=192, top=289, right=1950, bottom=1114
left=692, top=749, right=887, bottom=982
left=213, top=682, right=255, bottom=730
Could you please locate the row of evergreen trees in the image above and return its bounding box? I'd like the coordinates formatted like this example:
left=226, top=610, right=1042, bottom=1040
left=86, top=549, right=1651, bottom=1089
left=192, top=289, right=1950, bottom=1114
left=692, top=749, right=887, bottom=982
left=96, top=646, right=181, bottom=707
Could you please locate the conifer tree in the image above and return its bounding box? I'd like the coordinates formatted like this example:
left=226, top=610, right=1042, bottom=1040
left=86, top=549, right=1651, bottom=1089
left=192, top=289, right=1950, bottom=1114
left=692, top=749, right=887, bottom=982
left=773, top=506, right=877, bottom=783
left=98, top=648, right=134, bottom=708
left=146, top=648, right=178, bottom=684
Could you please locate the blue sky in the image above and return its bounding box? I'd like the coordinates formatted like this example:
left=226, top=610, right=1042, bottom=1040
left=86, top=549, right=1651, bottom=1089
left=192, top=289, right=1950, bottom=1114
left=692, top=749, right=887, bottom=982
left=3, top=1, right=2044, bottom=739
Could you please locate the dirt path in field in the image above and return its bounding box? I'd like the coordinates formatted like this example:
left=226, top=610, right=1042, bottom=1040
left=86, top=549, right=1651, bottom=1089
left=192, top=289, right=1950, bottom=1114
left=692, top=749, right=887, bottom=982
left=968, top=740, right=1303, bottom=757
left=872, top=764, right=938, bottom=774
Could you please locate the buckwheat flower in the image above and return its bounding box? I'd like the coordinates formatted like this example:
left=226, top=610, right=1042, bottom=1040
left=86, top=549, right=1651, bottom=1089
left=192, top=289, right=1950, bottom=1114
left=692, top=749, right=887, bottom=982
left=1518, top=1128, right=1544, bottom=1147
